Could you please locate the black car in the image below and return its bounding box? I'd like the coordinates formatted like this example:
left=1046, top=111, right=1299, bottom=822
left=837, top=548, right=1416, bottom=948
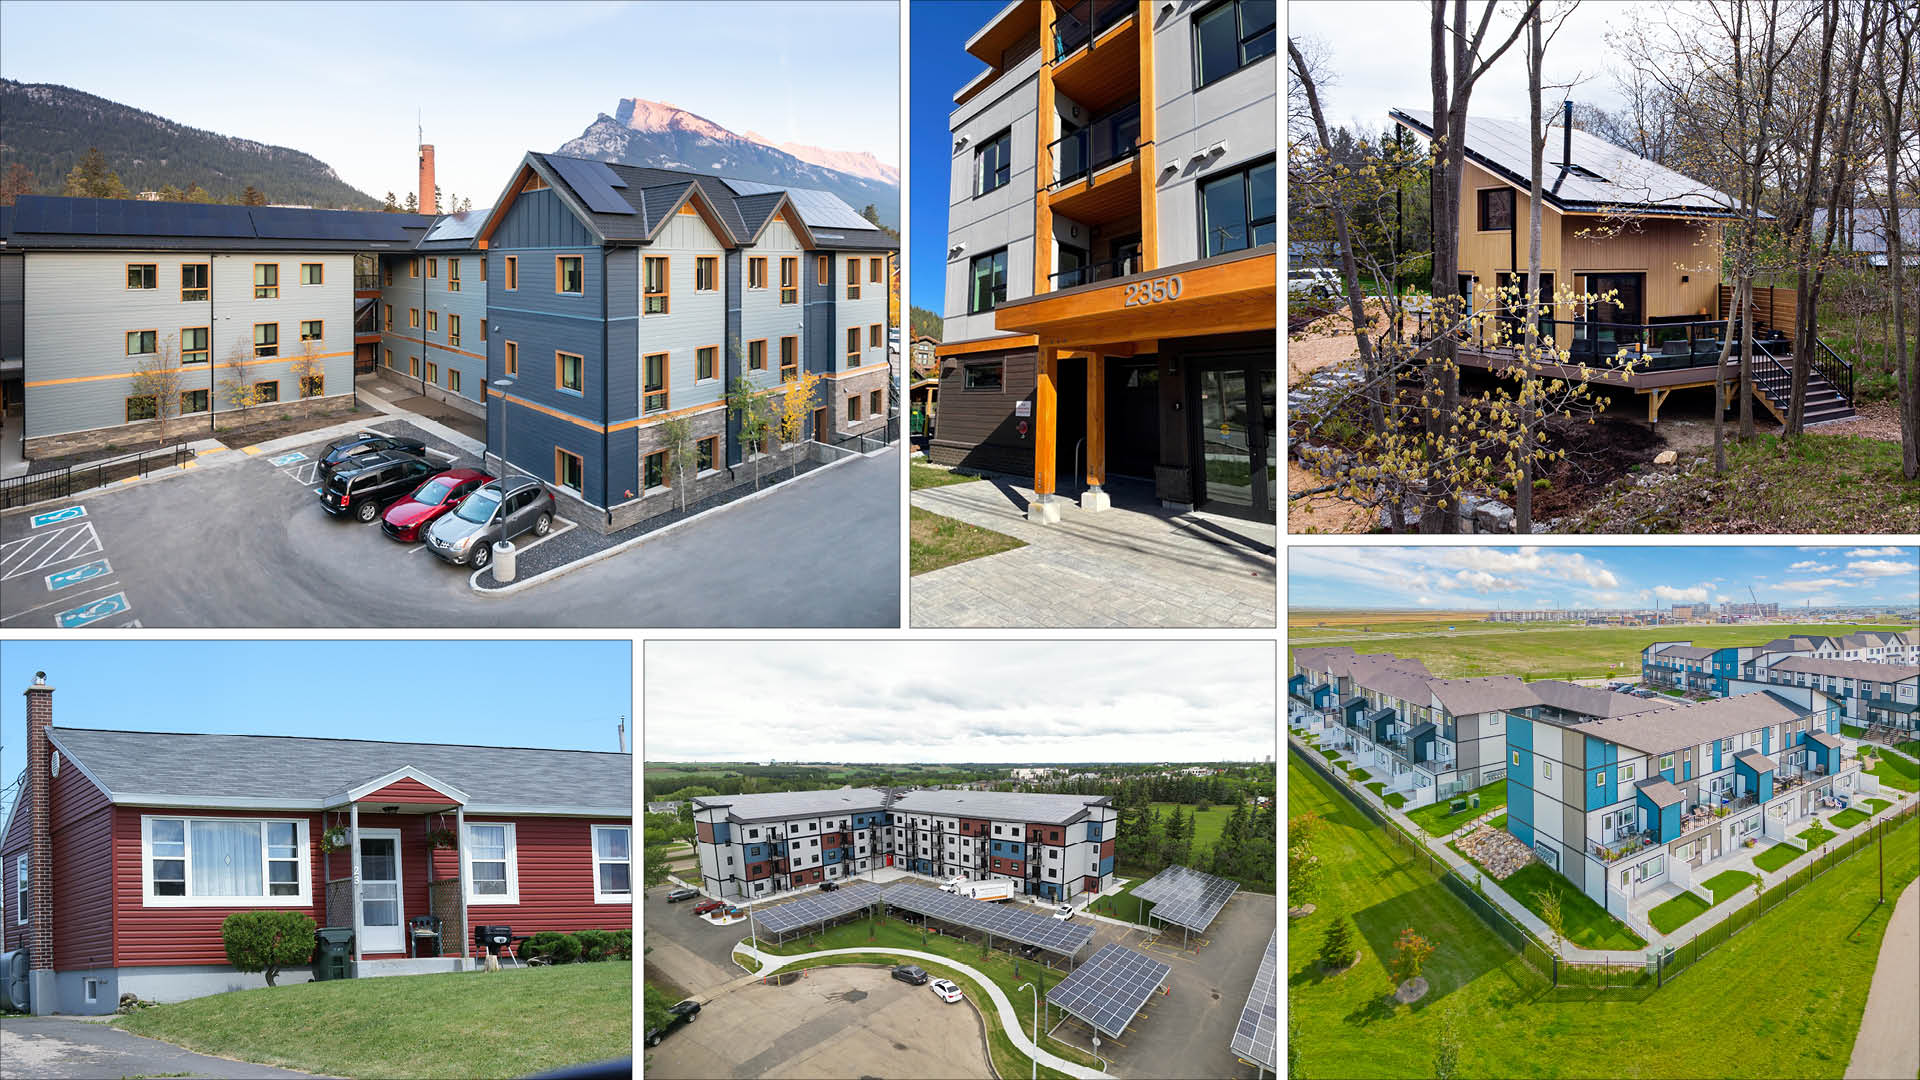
left=665, top=888, right=699, bottom=903
left=320, top=451, right=439, bottom=522
left=317, top=432, right=428, bottom=477
left=818, top=880, right=837, bottom=893
left=644, top=1000, right=699, bottom=1047
left=890, top=965, right=928, bottom=985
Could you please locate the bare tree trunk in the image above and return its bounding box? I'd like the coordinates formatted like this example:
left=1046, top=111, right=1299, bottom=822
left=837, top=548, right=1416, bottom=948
left=1713, top=280, right=1739, bottom=474
left=1517, top=7, right=1546, bottom=534
left=1874, top=2, right=1917, bottom=477
left=1786, top=0, right=1840, bottom=435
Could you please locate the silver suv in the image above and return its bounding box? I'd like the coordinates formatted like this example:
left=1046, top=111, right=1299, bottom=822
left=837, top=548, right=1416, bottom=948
left=424, top=475, right=556, bottom=569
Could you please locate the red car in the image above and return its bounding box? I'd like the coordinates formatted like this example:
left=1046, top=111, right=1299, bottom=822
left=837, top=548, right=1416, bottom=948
left=380, top=468, right=492, bottom=542
left=692, top=900, right=725, bottom=916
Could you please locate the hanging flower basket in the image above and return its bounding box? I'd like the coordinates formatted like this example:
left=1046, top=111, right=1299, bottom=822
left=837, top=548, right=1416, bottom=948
left=427, top=828, right=459, bottom=850
left=319, top=826, right=349, bottom=854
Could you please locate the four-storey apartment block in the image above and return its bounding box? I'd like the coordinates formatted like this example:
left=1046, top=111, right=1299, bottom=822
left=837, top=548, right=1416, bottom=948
left=376, top=210, right=491, bottom=416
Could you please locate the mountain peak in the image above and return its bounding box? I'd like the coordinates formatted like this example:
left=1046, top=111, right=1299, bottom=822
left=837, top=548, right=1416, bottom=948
left=613, top=98, right=735, bottom=141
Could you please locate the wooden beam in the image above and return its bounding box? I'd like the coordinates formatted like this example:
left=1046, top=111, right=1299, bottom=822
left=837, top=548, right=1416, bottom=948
left=1085, top=352, right=1106, bottom=487
left=933, top=333, right=1040, bottom=358
left=1137, top=0, right=1157, bottom=271
left=1647, top=388, right=1669, bottom=423
left=1035, top=1, right=1057, bottom=295
left=1035, top=347, right=1058, bottom=497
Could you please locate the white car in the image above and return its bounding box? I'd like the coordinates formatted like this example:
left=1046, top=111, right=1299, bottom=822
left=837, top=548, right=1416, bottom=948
left=929, top=978, right=964, bottom=1003
left=1051, top=904, right=1075, bottom=920
left=1288, top=267, right=1343, bottom=299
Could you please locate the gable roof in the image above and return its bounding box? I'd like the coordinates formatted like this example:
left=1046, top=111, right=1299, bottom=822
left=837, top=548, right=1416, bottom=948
left=1768, top=656, right=1920, bottom=681
left=1635, top=778, right=1686, bottom=807
left=1577, top=693, right=1810, bottom=757
left=45, top=727, right=629, bottom=816
left=1657, top=645, right=1719, bottom=661
left=1527, top=680, right=1677, bottom=719
left=1390, top=108, right=1758, bottom=219
left=1426, top=676, right=1539, bottom=716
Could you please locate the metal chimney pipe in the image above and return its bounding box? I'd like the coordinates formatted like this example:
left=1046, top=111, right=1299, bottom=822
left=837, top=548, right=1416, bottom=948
left=1563, top=100, right=1573, bottom=169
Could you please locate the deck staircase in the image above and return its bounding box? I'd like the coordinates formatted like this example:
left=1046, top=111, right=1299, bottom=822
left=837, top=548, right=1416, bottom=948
left=1752, top=342, right=1857, bottom=426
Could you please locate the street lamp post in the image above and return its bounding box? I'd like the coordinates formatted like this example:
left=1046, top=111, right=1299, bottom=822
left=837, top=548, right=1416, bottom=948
left=1016, top=981, right=1038, bottom=1080
left=489, top=376, right=515, bottom=479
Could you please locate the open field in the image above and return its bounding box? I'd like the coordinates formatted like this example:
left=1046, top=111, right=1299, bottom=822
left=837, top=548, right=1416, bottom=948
left=1871, top=754, right=1920, bottom=792
left=1149, top=801, right=1230, bottom=849
left=1286, top=619, right=1914, bottom=679
left=1288, top=751, right=1920, bottom=1079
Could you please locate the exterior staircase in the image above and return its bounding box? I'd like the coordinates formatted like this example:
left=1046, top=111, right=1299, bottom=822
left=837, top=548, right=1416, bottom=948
left=1752, top=343, right=1857, bottom=426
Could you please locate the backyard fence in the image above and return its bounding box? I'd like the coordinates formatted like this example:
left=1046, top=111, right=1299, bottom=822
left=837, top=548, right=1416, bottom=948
left=1292, top=741, right=1918, bottom=995
left=1, top=442, right=195, bottom=509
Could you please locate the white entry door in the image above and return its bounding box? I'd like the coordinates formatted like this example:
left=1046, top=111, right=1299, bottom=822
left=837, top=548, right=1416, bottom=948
left=358, top=829, right=404, bottom=954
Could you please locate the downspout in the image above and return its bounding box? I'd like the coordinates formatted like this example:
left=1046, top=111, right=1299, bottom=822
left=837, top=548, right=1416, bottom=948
left=420, top=252, right=429, bottom=397
left=209, top=252, right=217, bottom=435
left=602, top=246, right=611, bottom=527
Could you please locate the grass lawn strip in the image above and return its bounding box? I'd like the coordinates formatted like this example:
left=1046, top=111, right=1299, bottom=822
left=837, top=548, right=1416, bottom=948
left=1799, top=824, right=1837, bottom=848
left=1870, top=754, right=1920, bottom=793
left=1148, top=802, right=1233, bottom=849
left=1647, top=891, right=1712, bottom=936
left=1500, top=863, right=1647, bottom=950
left=908, top=506, right=1026, bottom=575
left=1702, top=869, right=1756, bottom=902
left=1829, top=808, right=1870, bottom=830
left=1087, top=874, right=1151, bottom=922
left=1752, top=842, right=1802, bottom=873
left=1403, top=780, right=1508, bottom=838
left=909, top=463, right=982, bottom=490
left=1892, top=740, right=1920, bottom=759
left=1288, top=749, right=1920, bottom=1079
left=117, top=962, right=630, bottom=1080
left=1489, top=814, right=1508, bottom=831
left=757, top=918, right=1103, bottom=1071
left=1864, top=798, right=1892, bottom=815
left=1842, top=724, right=1869, bottom=738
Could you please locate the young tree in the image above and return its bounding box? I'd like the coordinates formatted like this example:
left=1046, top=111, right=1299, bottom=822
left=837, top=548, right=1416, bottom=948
left=776, top=369, right=825, bottom=477
left=241, top=185, right=266, bottom=206
left=1390, top=928, right=1435, bottom=985
left=656, top=414, right=699, bottom=513
left=0, top=162, right=33, bottom=205
left=383, top=191, right=401, bottom=213
left=727, top=377, right=774, bottom=490
left=1317, top=915, right=1357, bottom=973
left=404, top=191, right=419, bottom=213
left=62, top=147, right=129, bottom=199
left=220, top=337, right=264, bottom=417
left=1288, top=821, right=1320, bottom=913
left=1535, top=882, right=1567, bottom=954
left=288, top=338, right=328, bottom=401
left=128, top=334, right=187, bottom=443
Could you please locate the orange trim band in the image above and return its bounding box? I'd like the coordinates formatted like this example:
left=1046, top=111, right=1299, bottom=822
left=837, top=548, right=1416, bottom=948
left=382, top=332, right=487, bottom=361
left=26, top=349, right=354, bottom=388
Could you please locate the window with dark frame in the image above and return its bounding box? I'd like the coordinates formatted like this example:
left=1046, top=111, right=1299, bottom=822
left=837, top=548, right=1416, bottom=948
left=643, top=256, right=669, bottom=313
left=557, top=350, right=584, bottom=393
left=1193, top=0, right=1275, bottom=88
left=127, top=264, right=157, bottom=290
left=846, top=327, right=861, bottom=365
left=780, top=336, right=798, bottom=380
left=846, top=257, right=861, bottom=300
left=968, top=248, right=1008, bottom=313
left=253, top=263, right=278, bottom=298
left=253, top=322, right=278, bottom=358
left=558, top=255, right=585, bottom=295
left=255, top=380, right=280, bottom=403
left=643, top=352, right=669, bottom=413
left=181, top=388, right=210, bottom=414
left=1199, top=155, right=1275, bottom=256
left=126, top=395, right=158, bottom=422
left=962, top=361, right=1004, bottom=391
left=780, top=257, right=799, bottom=303
left=125, top=330, right=157, bottom=356
left=696, top=345, right=719, bottom=382
left=645, top=450, right=669, bottom=490
left=556, top=448, right=584, bottom=491
left=697, top=436, right=718, bottom=472
left=749, top=256, right=767, bottom=289
left=749, top=339, right=767, bottom=370
left=1478, top=188, right=1516, bottom=231
left=448, top=258, right=461, bottom=291
left=300, top=262, right=323, bottom=286
left=695, top=256, right=718, bottom=292
left=301, top=319, right=323, bottom=342
left=976, top=128, right=1012, bottom=194
left=181, top=263, right=209, bottom=302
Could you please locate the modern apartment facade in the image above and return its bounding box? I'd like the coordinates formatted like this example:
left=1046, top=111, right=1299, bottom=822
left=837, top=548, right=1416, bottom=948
left=0, top=197, right=433, bottom=458
left=474, top=153, right=896, bottom=530
left=691, top=788, right=1116, bottom=902
left=1746, top=656, right=1920, bottom=732
left=1640, top=642, right=1753, bottom=695
left=376, top=210, right=490, bottom=417
left=931, top=0, right=1277, bottom=523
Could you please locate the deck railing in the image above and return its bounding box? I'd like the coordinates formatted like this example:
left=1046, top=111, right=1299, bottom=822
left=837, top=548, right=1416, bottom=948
left=1052, top=0, right=1136, bottom=59
left=1050, top=102, right=1141, bottom=187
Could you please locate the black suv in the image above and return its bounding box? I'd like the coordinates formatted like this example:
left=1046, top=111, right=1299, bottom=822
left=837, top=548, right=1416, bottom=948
left=890, top=965, right=928, bottom=985
left=320, top=451, right=439, bottom=522
left=317, top=432, right=428, bottom=477
left=644, top=1000, right=699, bottom=1047
left=818, top=880, right=838, bottom=893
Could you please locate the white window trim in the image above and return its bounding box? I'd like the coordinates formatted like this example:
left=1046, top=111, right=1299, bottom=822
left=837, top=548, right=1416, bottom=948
left=140, top=814, right=311, bottom=908
left=15, top=854, right=26, bottom=925
left=463, top=821, right=521, bottom=905
left=591, top=824, right=631, bottom=905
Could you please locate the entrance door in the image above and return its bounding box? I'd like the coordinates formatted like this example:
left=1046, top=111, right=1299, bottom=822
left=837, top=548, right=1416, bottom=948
left=1196, top=365, right=1275, bottom=521
left=358, top=829, right=403, bottom=954
left=1583, top=272, right=1646, bottom=357
left=813, top=406, right=829, bottom=442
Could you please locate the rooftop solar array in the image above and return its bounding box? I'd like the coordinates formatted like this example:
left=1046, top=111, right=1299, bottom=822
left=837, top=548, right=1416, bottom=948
left=7, top=196, right=433, bottom=245
left=881, top=883, right=1094, bottom=957
left=1130, top=864, right=1239, bottom=933
left=1046, top=943, right=1171, bottom=1039
left=422, top=210, right=490, bottom=242
left=719, top=178, right=877, bottom=231
left=548, top=155, right=637, bottom=216
left=1229, top=931, right=1277, bottom=1071
left=752, top=882, right=883, bottom=935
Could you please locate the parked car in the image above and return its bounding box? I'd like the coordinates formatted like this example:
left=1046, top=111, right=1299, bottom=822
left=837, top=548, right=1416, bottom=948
left=1287, top=267, right=1343, bottom=300
left=818, top=880, right=837, bottom=892
left=929, top=978, right=964, bottom=1003
left=665, top=888, right=699, bottom=903
left=317, top=432, right=428, bottom=477
left=319, top=451, right=439, bottom=523
left=1051, top=904, right=1075, bottom=921
left=644, top=999, right=700, bottom=1047
left=692, top=900, right=725, bottom=916
left=891, top=965, right=929, bottom=985
left=380, top=468, right=493, bottom=542
left=424, top=475, right=557, bottom=569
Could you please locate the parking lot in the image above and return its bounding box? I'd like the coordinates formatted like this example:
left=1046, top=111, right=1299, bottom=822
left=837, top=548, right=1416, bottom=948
left=0, top=419, right=900, bottom=627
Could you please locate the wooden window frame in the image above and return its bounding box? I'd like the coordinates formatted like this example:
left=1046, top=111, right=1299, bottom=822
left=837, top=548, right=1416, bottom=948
left=869, top=322, right=882, bottom=349
left=694, top=256, right=718, bottom=292
left=300, top=319, right=323, bottom=342
left=125, top=395, right=158, bottom=422
left=505, top=255, right=519, bottom=291
left=180, top=388, right=210, bottom=415
left=847, top=393, right=862, bottom=421
left=383, top=303, right=393, bottom=326
left=448, top=313, right=461, bottom=347
left=409, top=258, right=419, bottom=279
left=126, top=263, right=158, bottom=290
left=409, top=355, right=419, bottom=377
left=382, top=264, right=394, bottom=288
left=408, top=308, right=420, bottom=329
left=426, top=361, right=439, bottom=386
left=846, top=257, right=861, bottom=299
left=181, top=263, right=210, bottom=302
left=817, top=255, right=830, bottom=286
left=448, top=368, right=462, bottom=394
left=643, top=449, right=670, bottom=491
left=384, top=347, right=393, bottom=368
left=780, top=257, right=799, bottom=304
left=254, top=380, right=280, bottom=404
left=447, top=258, right=461, bottom=291
left=181, top=326, right=210, bottom=365
left=695, top=344, right=720, bottom=383
left=696, top=435, right=719, bottom=473
left=555, top=447, right=585, bottom=493
left=846, top=327, right=860, bottom=365
left=556, top=255, right=585, bottom=295
left=427, top=257, right=438, bottom=280
left=302, top=373, right=324, bottom=398
left=253, top=262, right=279, bottom=298
left=748, top=256, right=767, bottom=289
left=870, top=256, right=883, bottom=283
left=642, top=352, right=670, bottom=414
left=870, top=389, right=882, bottom=416
left=779, top=336, right=798, bottom=381
left=426, top=310, right=438, bottom=334
left=555, top=350, right=585, bottom=395
left=480, top=258, right=487, bottom=283
left=253, top=322, right=279, bottom=358
left=1476, top=187, right=1515, bottom=232
left=300, top=262, right=324, bottom=286
left=504, top=340, right=519, bottom=376
left=643, top=256, right=669, bottom=314
left=748, top=338, right=767, bottom=371
left=125, top=329, right=158, bottom=357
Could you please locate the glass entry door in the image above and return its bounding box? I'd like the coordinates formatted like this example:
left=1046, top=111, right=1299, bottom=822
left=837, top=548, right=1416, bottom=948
left=1196, top=364, right=1275, bottom=522
left=358, top=830, right=403, bottom=954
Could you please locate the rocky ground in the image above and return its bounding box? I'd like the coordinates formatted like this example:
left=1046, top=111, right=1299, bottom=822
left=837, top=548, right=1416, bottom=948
left=1456, top=824, right=1537, bottom=880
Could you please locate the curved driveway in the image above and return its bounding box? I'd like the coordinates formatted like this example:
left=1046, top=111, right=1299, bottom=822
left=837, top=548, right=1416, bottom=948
left=1845, top=878, right=1920, bottom=1080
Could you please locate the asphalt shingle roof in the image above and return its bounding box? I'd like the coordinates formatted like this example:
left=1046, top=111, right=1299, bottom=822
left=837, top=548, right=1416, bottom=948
left=1769, top=656, right=1920, bottom=681
left=1658, top=645, right=1719, bottom=661
left=1635, top=778, right=1686, bottom=807
left=1578, top=693, right=1809, bottom=757
left=890, top=790, right=1111, bottom=825
left=693, top=788, right=888, bottom=821
left=1527, top=680, right=1678, bottom=719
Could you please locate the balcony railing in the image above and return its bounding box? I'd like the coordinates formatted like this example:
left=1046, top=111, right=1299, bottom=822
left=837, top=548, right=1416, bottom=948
left=1052, top=0, right=1136, bottom=59
left=1590, top=834, right=1652, bottom=862
left=1051, top=252, right=1142, bottom=290
left=1051, top=102, right=1141, bottom=187
left=354, top=271, right=381, bottom=291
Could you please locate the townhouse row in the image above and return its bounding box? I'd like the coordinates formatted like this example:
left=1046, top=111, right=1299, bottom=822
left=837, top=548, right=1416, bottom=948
left=1641, top=633, right=1919, bottom=730
left=690, top=788, right=1117, bottom=902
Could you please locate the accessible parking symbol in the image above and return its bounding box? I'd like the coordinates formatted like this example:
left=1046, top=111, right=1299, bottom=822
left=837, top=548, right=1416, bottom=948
left=55, top=592, right=130, bottom=628
left=30, top=505, right=86, bottom=528
left=46, top=559, right=112, bottom=591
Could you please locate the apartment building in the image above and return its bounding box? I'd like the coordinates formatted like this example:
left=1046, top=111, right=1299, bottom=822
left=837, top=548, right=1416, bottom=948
left=1640, top=641, right=1755, bottom=695
left=1749, top=631, right=1920, bottom=668
left=473, top=153, right=896, bottom=530
left=690, top=787, right=1116, bottom=902
left=1745, top=656, right=1920, bottom=732
left=0, top=197, right=433, bottom=458
left=930, top=0, right=1276, bottom=524
left=376, top=209, right=490, bottom=417
left=1508, top=687, right=1865, bottom=910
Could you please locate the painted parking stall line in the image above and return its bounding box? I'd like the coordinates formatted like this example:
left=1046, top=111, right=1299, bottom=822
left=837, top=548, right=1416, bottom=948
left=270, top=451, right=309, bottom=466
left=30, top=505, right=86, bottom=528
left=55, top=591, right=130, bottom=629
left=46, top=559, right=113, bottom=591
left=1, top=522, right=104, bottom=581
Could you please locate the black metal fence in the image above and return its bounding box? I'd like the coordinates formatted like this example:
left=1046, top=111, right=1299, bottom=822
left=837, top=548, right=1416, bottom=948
left=1, top=443, right=195, bottom=509
left=829, top=414, right=899, bottom=454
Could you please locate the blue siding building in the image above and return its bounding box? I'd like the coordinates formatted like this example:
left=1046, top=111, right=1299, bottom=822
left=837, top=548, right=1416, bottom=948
left=376, top=209, right=490, bottom=415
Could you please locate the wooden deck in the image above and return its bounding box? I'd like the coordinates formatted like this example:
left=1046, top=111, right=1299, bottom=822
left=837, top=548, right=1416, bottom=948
left=1454, top=346, right=1770, bottom=422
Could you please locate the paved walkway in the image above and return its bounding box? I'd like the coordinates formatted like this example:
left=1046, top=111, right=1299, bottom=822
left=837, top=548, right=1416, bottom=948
left=0, top=1015, right=329, bottom=1078
left=911, top=475, right=1274, bottom=628
left=1845, top=878, right=1920, bottom=1080
left=732, top=943, right=1106, bottom=1079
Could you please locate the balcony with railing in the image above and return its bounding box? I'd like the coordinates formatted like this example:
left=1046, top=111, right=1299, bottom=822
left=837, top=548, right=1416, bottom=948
left=1052, top=0, right=1136, bottom=60
left=1047, top=102, right=1142, bottom=226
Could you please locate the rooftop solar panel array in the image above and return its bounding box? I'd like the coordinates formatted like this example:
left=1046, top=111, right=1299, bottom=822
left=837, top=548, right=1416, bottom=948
left=1229, top=931, right=1277, bottom=1070
left=1130, top=864, right=1239, bottom=933
left=880, top=883, right=1094, bottom=957
left=1046, top=943, right=1171, bottom=1039
left=549, top=155, right=637, bottom=216
left=718, top=178, right=877, bottom=231
left=752, top=882, right=883, bottom=935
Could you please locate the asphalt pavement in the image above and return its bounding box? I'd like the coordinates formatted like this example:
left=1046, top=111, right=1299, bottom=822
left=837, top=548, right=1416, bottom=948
left=0, top=1015, right=330, bottom=1079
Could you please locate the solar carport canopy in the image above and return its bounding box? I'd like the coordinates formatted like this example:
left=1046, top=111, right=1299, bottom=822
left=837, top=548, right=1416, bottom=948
left=1230, top=931, right=1278, bottom=1071
left=881, top=883, right=1094, bottom=957
left=1046, top=943, right=1172, bottom=1038
left=1130, top=864, right=1240, bottom=932
left=753, top=882, right=884, bottom=936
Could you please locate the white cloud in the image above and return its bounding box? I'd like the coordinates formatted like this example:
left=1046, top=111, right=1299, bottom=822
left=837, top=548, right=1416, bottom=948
left=1652, top=583, right=1712, bottom=604
left=1776, top=578, right=1858, bottom=594
left=1847, top=547, right=1905, bottom=557
left=1847, top=559, right=1918, bottom=578
left=1788, top=561, right=1835, bottom=572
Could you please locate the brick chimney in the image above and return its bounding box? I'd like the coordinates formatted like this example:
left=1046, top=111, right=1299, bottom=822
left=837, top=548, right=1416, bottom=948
left=25, top=672, right=53, bottom=977
left=418, top=144, right=437, bottom=214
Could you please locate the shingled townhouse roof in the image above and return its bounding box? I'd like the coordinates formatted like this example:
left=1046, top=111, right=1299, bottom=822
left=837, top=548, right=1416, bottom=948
left=1426, top=676, right=1539, bottom=716
left=1768, top=656, right=1920, bottom=681
left=1734, top=748, right=1775, bottom=772
left=1527, top=680, right=1678, bottom=719
left=1635, top=777, right=1686, bottom=807
left=1656, top=645, right=1719, bottom=661
left=1576, top=693, right=1810, bottom=757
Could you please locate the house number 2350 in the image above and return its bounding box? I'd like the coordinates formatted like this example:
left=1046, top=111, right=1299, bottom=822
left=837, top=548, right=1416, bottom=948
left=1121, top=275, right=1183, bottom=306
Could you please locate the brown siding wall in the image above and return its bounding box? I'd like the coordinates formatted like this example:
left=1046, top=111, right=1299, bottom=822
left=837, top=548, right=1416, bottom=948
left=929, top=347, right=1037, bottom=475
left=51, top=765, right=115, bottom=969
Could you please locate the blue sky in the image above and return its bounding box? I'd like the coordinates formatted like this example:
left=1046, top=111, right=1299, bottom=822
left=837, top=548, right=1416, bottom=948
left=1290, top=546, right=1920, bottom=611
left=0, top=640, right=632, bottom=826
left=0, top=1, right=899, bottom=208
left=909, top=0, right=1000, bottom=317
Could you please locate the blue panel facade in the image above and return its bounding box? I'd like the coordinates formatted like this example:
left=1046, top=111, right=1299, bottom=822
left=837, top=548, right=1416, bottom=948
left=824, top=847, right=844, bottom=864
left=804, top=254, right=836, bottom=376
left=1584, top=737, right=1618, bottom=811
left=744, top=842, right=768, bottom=860
left=1635, top=788, right=1681, bottom=841
left=854, top=812, right=885, bottom=830
left=1097, top=855, right=1114, bottom=875
left=712, top=822, right=731, bottom=844
left=1763, top=727, right=1772, bottom=755
left=1713, top=739, right=1723, bottom=772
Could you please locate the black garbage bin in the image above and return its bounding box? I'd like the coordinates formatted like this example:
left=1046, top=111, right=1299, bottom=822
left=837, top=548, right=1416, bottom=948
left=409, top=915, right=443, bottom=958
left=313, top=928, right=355, bottom=981
left=474, top=924, right=512, bottom=956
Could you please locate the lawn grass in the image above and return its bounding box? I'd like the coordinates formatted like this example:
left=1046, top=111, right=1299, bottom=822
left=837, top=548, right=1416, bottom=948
left=756, top=917, right=1101, bottom=1072
left=1384, top=792, right=1407, bottom=809
left=1752, top=842, right=1803, bottom=872
left=1403, top=780, right=1508, bottom=837
left=1893, top=740, right=1920, bottom=759
left=1702, top=869, right=1756, bottom=902
left=1799, top=823, right=1838, bottom=848
left=1148, top=801, right=1232, bottom=849
left=1647, top=891, right=1712, bottom=935
left=1870, top=753, right=1920, bottom=793
left=118, top=962, right=630, bottom=1079
left=1364, top=781, right=1384, bottom=798
left=1288, top=749, right=1920, bottom=1078
left=910, top=462, right=981, bottom=490
left=1500, top=862, right=1647, bottom=950
left=908, top=506, right=1025, bottom=575
left=1829, top=808, right=1870, bottom=830
left=1489, top=814, right=1508, bottom=831
left=1087, top=874, right=1152, bottom=922
left=1841, top=723, right=1869, bottom=738
left=1865, top=798, right=1892, bottom=815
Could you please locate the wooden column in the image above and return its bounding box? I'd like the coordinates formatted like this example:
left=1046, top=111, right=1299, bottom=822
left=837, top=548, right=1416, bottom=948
left=1085, top=352, right=1106, bottom=488
left=1034, top=347, right=1058, bottom=499
left=1137, top=0, right=1158, bottom=271
left=1035, top=2, right=1057, bottom=293
left=349, top=802, right=364, bottom=966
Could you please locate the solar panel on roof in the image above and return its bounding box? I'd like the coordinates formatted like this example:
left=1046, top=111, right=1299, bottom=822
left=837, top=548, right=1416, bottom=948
left=1130, top=865, right=1238, bottom=933
left=1046, top=943, right=1171, bottom=1038
left=716, top=178, right=877, bottom=231
left=880, top=883, right=1093, bottom=956
left=1229, top=931, right=1277, bottom=1070
left=548, top=156, right=637, bottom=216
left=753, top=882, right=883, bottom=935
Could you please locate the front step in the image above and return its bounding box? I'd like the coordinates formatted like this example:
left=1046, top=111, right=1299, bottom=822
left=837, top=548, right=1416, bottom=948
left=1754, top=367, right=1855, bottom=426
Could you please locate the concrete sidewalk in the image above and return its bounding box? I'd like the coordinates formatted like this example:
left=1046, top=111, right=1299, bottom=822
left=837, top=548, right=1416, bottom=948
left=0, top=1015, right=331, bottom=1078
left=1845, top=878, right=1920, bottom=1080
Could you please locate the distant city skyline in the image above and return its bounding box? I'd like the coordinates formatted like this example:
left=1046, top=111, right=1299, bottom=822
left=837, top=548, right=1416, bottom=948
left=0, top=0, right=899, bottom=207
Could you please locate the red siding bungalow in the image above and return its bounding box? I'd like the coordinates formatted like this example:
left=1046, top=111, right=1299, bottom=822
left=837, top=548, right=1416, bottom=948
left=0, top=678, right=631, bottom=1015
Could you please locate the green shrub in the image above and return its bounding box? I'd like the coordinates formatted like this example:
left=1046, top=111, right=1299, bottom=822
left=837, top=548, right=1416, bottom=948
left=611, top=929, right=633, bottom=960
left=524, top=930, right=581, bottom=965
left=575, top=929, right=615, bottom=962
left=221, top=910, right=318, bottom=987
